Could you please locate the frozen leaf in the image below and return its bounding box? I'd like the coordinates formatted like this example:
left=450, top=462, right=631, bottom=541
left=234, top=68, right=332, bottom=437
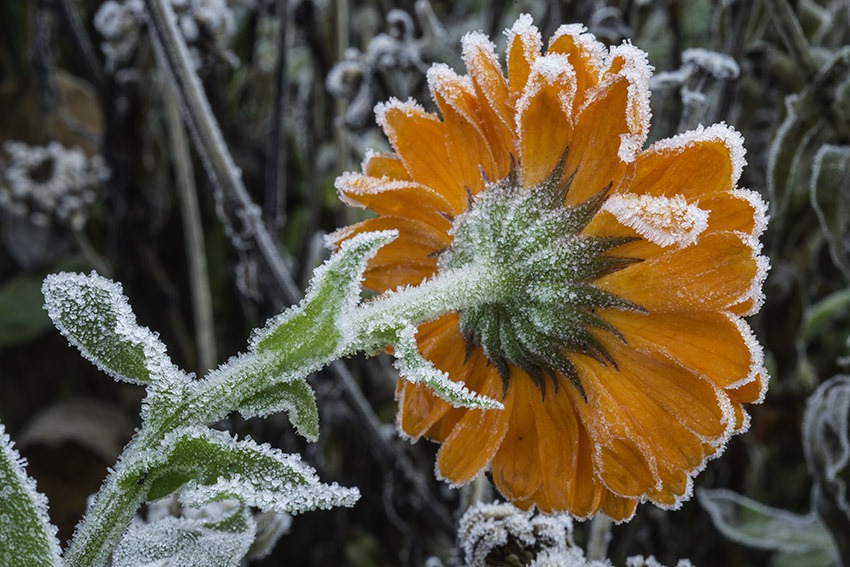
left=123, top=426, right=359, bottom=515
left=112, top=506, right=255, bottom=567
left=697, top=488, right=836, bottom=555
left=236, top=377, right=319, bottom=442
left=803, top=375, right=850, bottom=558
left=252, top=230, right=397, bottom=361
left=810, top=145, right=850, bottom=278
left=42, top=272, right=185, bottom=385
left=0, top=423, right=63, bottom=567
left=393, top=325, right=503, bottom=410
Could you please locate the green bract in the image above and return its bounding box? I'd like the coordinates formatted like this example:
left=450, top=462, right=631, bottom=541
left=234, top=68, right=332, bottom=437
left=442, top=152, right=643, bottom=399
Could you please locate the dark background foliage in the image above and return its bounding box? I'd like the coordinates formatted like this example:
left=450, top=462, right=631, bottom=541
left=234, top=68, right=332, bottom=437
left=1, top=0, right=849, bottom=565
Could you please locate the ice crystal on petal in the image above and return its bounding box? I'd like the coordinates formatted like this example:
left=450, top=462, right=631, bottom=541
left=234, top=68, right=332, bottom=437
left=602, top=193, right=709, bottom=248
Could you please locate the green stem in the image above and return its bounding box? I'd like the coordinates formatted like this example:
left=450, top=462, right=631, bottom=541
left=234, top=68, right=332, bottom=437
left=346, top=263, right=504, bottom=352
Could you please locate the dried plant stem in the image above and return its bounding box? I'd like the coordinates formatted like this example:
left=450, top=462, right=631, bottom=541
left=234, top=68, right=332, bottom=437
left=164, top=86, right=217, bottom=374
left=143, top=0, right=300, bottom=303
left=769, top=0, right=819, bottom=80
left=265, top=0, right=289, bottom=234
left=586, top=514, right=612, bottom=562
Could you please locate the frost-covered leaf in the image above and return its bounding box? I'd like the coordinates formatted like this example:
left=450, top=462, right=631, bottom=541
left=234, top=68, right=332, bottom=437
left=112, top=506, right=255, bottom=567
left=393, top=325, right=503, bottom=410
left=803, top=375, right=850, bottom=551
left=42, top=272, right=184, bottom=385
left=697, top=488, right=836, bottom=555
left=0, top=423, right=63, bottom=567
left=251, top=230, right=397, bottom=364
left=124, top=426, right=359, bottom=515
left=810, top=145, right=850, bottom=278
left=237, top=377, right=319, bottom=441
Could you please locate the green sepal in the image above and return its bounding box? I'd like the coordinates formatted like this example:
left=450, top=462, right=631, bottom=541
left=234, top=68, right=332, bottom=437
left=41, top=271, right=184, bottom=385
left=393, top=325, right=504, bottom=410
left=123, top=426, right=359, bottom=515
left=112, top=506, right=255, bottom=567
left=0, top=423, right=63, bottom=567
left=251, top=230, right=397, bottom=368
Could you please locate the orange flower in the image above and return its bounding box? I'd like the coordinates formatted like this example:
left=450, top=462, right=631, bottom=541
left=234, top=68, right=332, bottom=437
left=331, top=15, right=768, bottom=521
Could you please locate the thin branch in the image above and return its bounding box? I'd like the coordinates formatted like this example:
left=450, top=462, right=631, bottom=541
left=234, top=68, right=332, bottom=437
left=264, top=0, right=289, bottom=235
left=164, top=85, right=218, bottom=374
left=143, top=0, right=301, bottom=303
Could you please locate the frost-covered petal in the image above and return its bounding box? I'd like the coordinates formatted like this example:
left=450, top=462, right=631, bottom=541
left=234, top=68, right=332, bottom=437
left=546, top=23, right=605, bottom=109
left=461, top=31, right=515, bottom=167
left=505, top=14, right=542, bottom=104
left=335, top=172, right=453, bottom=231
left=516, top=54, right=577, bottom=188
left=491, top=377, right=543, bottom=501
left=375, top=98, right=464, bottom=211
left=596, top=231, right=763, bottom=313
left=361, top=150, right=412, bottom=181
left=428, top=64, right=499, bottom=193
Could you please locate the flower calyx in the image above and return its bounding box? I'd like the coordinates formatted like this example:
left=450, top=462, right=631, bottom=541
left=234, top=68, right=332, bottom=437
left=441, top=149, right=644, bottom=401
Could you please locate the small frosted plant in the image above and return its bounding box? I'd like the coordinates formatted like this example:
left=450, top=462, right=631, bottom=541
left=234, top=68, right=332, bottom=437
left=0, top=10, right=772, bottom=567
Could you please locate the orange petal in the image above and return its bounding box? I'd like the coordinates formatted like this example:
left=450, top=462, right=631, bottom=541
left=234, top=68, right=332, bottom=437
left=461, top=32, right=515, bottom=170
left=516, top=54, right=577, bottom=188
left=428, top=64, right=498, bottom=194
left=336, top=172, right=453, bottom=231
left=362, top=150, right=412, bottom=181
left=567, top=419, right=605, bottom=517
left=596, top=231, right=761, bottom=313
left=563, top=45, right=650, bottom=205
left=328, top=216, right=445, bottom=291
left=376, top=98, right=465, bottom=211
left=701, top=188, right=769, bottom=237
left=728, top=371, right=767, bottom=405
left=546, top=24, right=604, bottom=110
left=602, top=310, right=763, bottom=390
left=492, top=375, right=543, bottom=501
left=626, top=123, right=746, bottom=199
left=601, top=492, right=638, bottom=522
left=535, top=379, right=579, bottom=512
left=506, top=14, right=542, bottom=104
left=436, top=366, right=509, bottom=486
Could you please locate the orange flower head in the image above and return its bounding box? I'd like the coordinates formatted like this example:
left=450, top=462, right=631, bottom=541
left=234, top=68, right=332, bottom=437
left=332, top=15, right=769, bottom=521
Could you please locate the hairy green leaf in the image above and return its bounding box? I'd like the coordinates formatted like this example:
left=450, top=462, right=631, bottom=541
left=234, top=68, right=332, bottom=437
left=810, top=145, right=850, bottom=279
left=42, top=272, right=184, bottom=385
left=0, top=423, right=63, bottom=567
left=112, top=506, right=255, bottom=567
left=124, top=426, right=359, bottom=515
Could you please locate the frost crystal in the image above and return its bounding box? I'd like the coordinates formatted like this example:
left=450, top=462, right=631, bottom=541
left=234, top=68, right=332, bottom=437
left=0, top=424, right=63, bottom=567
left=602, top=193, right=709, bottom=248
left=0, top=141, right=108, bottom=230
left=459, top=502, right=577, bottom=567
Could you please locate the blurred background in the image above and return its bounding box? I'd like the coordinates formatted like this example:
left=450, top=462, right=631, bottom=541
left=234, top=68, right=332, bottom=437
left=1, top=0, right=849, bottom=565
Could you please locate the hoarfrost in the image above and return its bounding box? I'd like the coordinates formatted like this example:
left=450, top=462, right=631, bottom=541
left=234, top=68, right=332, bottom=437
left=515, top=53, right=577, bottom=135
left=605, top=43, right=652, bottom=163
left=649, top=123, right=747, bottom=189
left=459, top=502, right=585, bottom=567
left=42, top=271, right=188, bottom=386
left=504, top=14, right=542, bottom=67
left=626, top=557, right=695, bottom=567
left=393, top=325, right=503, bottom=410
left=113, top=507, right=255, bottom=567
left=602, top=193, right=709, bottom=248
left=0, top=423, right=63, bottom=567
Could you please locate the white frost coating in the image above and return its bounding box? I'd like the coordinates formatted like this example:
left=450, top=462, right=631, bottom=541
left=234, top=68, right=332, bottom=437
left=729, top=233, right=769, bottom=316
left=725, top=314, right=768, bottom=397
left=459, top=502, right=584, bottom=567
left=602, top=193, right=709, bottom=248
left=154, top=426, right=360, bottom=515
left=607, top=43, right=653, bottom=162
left=393, top=325, right=503, bottom=410
left=650, top=123, right=747, bottom=189
left=626, top=556, right=695, bottom=567
left=547, top=23, right=606, bottom=75
left=504, top=13, right=542, bottom=68
left=113, top=508, right=255, bottom=567
left=729, top=188, right=770, bottom=239
left=334, top=171, right=448, bottom=210
left=374, top=97, right=428, bottom=131
left=427, top=63, right=475, bottom=109
left=515, top=53, right=577, bottom=122
left=42, top=271, right=186, bottom=385
left=682, top=48, right=740, bottom=80
left=0, top=424, right=63, bottom=567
